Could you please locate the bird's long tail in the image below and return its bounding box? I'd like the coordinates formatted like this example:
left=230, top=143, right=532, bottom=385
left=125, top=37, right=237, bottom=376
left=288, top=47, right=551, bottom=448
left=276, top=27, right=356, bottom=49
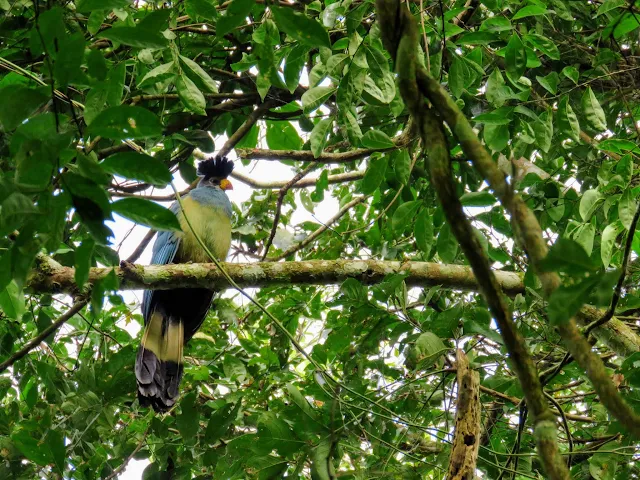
left=135, top=311, right=184, bottom=412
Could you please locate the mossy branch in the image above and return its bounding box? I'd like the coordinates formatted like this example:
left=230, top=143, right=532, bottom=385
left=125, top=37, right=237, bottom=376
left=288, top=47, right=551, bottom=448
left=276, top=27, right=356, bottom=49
left=373, top=0, right=569, bottom=477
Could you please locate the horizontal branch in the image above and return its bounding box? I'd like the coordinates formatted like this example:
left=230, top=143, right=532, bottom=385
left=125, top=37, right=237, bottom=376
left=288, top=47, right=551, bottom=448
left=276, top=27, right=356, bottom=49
left=109, top=171, right=365, bottom=201
left=236, top=147, right=386, bottom=163
left=27, top=260, right=526, bottom=296
left=231, top=170, right=365, bottom=189
left=236, top=129, right=413, bottom=164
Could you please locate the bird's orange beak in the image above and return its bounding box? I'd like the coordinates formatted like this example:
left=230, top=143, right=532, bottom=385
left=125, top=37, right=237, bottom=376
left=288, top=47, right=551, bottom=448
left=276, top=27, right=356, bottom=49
left=220, top=178, right=233, bottom=191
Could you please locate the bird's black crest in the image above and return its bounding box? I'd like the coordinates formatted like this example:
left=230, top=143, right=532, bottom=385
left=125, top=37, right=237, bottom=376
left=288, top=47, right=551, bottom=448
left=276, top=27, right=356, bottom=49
left=197, top=156, right=234, bottom=180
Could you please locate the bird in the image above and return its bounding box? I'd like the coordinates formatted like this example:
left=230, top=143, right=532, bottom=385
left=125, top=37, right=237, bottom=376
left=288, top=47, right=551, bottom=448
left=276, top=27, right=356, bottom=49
left=135, top=155, right=234, bottom=412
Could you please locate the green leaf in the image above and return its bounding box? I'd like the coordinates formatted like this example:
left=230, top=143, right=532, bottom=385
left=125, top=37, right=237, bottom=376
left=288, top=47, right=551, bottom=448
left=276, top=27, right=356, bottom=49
left=205, top=401, right=242, bottom=444
left=581, top=87, right=607, bottom=131
left=596, top=0, right=625, bottom=16
left=393, top=149, right=411, bottom=185
left=437, top=223, right=458, bottom=263
left=11, top=430, right=53, bottom=466
left=88, top=106, right=163, bottom=140
left=0, top=85, right=49, bottom=132
left=176, top=392, right=200, bottom=441
left=536, top=72, right=558, bottom=94
left=448, top=55, right=468, bottom=98
left=539, top=238, right=597, bottom=274
left=97, top=27, right=169, bottom=49
left=533, top=111, right=553, bottom=153
left=176, top=73, right=207, bottom=115
left=365, top=46, right=389, bottom=78
left=106, top=62, right=126, bottom=106
left=77, top=0, right=131, bottom=13
left=217, top=0, right=254, bottom=37
left=457, top=32, right=500, bottom=45
left=361, top=130, right=395, bottom=149
left=473, top=111, right=512, bottom=125
left=480, top=16, right=512, bottom=32
left=310, top=118, right=332, bottom=158
left=310, top=438, right=333, bottom=480
left=589, top=452, right=619, bottom=480
left=360, top=154, right=387, bottom=194
left=53, top=33, right=86, bottom=88
left=524, top=34, right=560, bottom=60
left=601, top=222, right=624, bottom=268
left=100, top=152, right=173, bottom=186
left=562, top=66, right=579, bottom=84
left=271, top=6, right=331, bottom=49
left=619, top=188, right=637, bottom=230
left=266, top=121, right=302, bottom=150
left=392, top=201, right=421, bottom=233
left=87, top=49, right=108, bottom=81
left=343, top=109, right=362, bottom=145
left=547, top=276, right=598, bottom=325
left=405, top=332, right=448, bottom=370
left=179, top=55, right=218, bottom=93
left=223, top=354, right=247, bottom=381
left=597, top=139, right=640, bottom=155
left=0, top=282, right=25, bottom=320
left=485, top=69, right=513, bottom=107
left=74, top=239, right=95, bottom=289
left=84, top=85, right=108, bottom=124
left=613, top=13, right=640, bottom=39
left=484, top=124, right=509, bottom=151
left=460, top=191, right=496, bottom=207
left=235, top=123, right=259, bottom=149
left=138, top=61, right=176, bottom=89
left=111, top=198, right=181, bottom=231
left=301, top=86, right=336, bottom=114
left=284, top=45, right=308, bottom=93
left=505, top=34, right=527, bottom=79
left=574, top=223, right=596, bottom=256
left=557, top=96, right=580, bottom=141
left=185, top=0, right=218, bottom=20
left=579, top=189, right=604, bottom=221
left=513, top=5, right=549, bottom=19
left=87, top=10, right=104, bottom=35
left=415, top=214, right=434, bottom=254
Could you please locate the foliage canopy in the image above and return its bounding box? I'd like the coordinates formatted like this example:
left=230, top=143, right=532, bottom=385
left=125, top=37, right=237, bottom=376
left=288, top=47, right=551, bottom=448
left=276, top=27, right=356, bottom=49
left=1, top=0, right=640, bottom=478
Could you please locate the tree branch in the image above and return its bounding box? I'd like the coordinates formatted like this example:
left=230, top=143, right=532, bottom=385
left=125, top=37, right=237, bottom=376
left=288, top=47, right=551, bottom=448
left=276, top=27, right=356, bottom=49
left=27, top=260, right=526, bottom=296
left=446, top=349, right=481, bottom=480
left=236, top=130, right=412, bottom=163
left=231, top=170, right=365, bottom=190
left=270, top=196, right=368, bottom=260
left=262, top=163, right=318, bottom=260
left=0, top=298, right=88, bottom=374
left=585, top=200, right=640, bottom=335
left=104, top=427, right=149, bottom=480
left=125, top=228, right=157, bottom=263
left=218, top=100, right=278, bottom=157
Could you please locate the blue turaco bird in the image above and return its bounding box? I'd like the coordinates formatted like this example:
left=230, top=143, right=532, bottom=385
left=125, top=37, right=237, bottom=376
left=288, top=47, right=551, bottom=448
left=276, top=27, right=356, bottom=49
left=135, top=156, right=234, bottom=412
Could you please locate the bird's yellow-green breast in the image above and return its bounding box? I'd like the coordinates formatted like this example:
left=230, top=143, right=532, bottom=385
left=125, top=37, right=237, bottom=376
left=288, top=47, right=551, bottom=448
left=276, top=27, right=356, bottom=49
left=176, top=196, right=232, bottom=263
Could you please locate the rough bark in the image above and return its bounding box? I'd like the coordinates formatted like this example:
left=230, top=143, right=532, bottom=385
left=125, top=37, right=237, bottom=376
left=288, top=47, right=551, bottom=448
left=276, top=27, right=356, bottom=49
left=27, top=259, right=526, bottom=295
left=446, top=349, right=481, bottom=480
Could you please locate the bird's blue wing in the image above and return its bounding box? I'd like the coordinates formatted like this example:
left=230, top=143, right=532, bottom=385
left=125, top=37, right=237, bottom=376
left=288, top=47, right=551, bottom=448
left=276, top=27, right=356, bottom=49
left=142, top=202, right=181, bottom=322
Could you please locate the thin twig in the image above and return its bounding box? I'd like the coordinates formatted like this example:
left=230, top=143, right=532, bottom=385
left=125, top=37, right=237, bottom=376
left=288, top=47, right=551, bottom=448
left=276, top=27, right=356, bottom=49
left=0, top=299, right=88, bottom=374
left=585, top=201, right=640, bottom=335
left=261, top=163, right=318, bottom=260
left=270, top=196, right=368, bottom=261
left=236, top=130, right=412, bottom=164
left=104, top=427, right=150, bottom=480
left=218, top=100, right=278, bottom=157
left=110, top=171, right=366, bottom=199
left=545, top=393, right=574, bottom=468
left=125, top=229, right=158, bottom=263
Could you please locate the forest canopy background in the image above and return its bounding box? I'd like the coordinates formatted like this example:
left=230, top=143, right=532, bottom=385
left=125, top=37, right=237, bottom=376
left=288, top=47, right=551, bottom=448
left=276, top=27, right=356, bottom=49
left=1, top=0, right=640, bottom=479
